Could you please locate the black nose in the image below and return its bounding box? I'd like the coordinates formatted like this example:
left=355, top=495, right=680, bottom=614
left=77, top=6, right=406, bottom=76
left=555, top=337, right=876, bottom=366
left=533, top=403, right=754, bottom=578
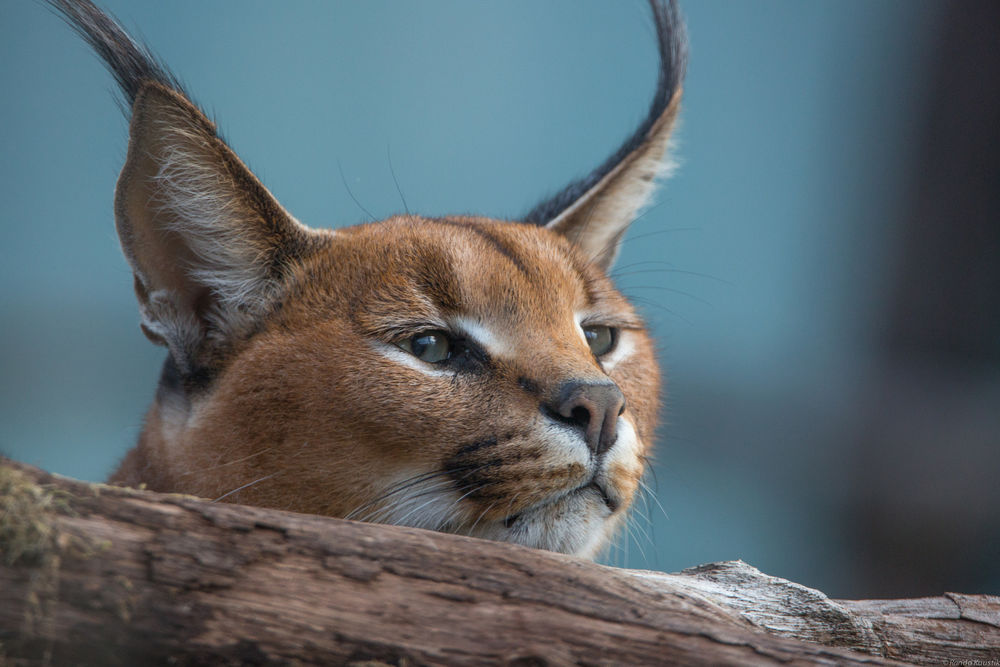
left=545, top=381, right=626, bottom=456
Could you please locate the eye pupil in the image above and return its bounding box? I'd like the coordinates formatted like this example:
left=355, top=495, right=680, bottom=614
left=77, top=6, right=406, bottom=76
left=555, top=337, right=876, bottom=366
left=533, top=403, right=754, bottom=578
left=583, top=325, right=616, bottom=357
left=406, top=330, right=451, bottom=363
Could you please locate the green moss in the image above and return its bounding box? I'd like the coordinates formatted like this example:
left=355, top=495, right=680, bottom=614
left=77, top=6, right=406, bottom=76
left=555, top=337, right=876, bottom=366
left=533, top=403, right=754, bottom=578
left=0, top=466, right=61, bottom=567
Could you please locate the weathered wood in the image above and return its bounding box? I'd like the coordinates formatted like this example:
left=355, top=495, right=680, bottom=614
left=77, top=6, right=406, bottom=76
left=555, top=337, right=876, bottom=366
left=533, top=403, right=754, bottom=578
left=838, top=596, right=1000, bottom=666
left=638, top=563, right=1000, bottom=665
left=0, top=459, right=996, bottom=666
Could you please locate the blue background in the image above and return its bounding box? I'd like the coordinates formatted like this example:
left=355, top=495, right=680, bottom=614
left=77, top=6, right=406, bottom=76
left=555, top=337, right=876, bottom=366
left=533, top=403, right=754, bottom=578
left=6, top=1, right=993, bottom=598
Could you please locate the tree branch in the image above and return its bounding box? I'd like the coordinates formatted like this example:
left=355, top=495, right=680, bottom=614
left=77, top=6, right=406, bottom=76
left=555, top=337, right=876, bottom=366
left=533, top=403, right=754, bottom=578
left=1, top=459, right=996, bottom=665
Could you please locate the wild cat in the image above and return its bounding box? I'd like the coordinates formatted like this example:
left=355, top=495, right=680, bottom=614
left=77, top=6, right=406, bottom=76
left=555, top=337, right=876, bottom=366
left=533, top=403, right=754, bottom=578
left=50, top=0, right=686, bottom=558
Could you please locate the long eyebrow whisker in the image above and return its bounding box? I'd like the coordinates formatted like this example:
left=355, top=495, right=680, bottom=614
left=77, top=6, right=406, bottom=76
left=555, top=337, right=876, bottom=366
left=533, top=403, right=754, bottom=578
left=386, top=144, right=410, bottom=216
left=610, top=264, right=732, bottom=286
left=337, top=160, right=376, bottom=222
left=618, top=284, right=713, bottom=306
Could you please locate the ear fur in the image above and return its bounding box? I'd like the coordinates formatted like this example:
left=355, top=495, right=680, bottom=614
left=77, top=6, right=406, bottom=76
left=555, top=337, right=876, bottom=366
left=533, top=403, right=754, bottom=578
left=524, top=0, right=688, bottom=270
left=117, top=84, right=313, bottom=373
left=50, top=0, right=317, bottom=378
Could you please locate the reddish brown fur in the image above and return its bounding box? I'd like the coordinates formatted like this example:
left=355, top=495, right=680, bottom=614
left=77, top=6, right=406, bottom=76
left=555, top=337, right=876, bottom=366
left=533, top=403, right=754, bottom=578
left=112, top=217, right=661, bottom=534
left=53, top=0, right=687, bottom=557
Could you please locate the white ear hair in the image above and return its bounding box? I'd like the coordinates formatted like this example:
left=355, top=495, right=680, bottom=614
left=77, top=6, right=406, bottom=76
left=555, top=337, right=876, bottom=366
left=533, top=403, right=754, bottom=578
left=49, top=0, right=320, bottom=377
left=151, top=127, right=291, bottom=312
left=544, top=94, right=682, bottom=270
left=115, top=83, right=316, bottom=375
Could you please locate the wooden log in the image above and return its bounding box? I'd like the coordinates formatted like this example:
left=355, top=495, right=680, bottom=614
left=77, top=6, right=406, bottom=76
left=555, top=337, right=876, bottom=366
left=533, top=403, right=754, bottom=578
left=1, top=459, right=996, bottom=665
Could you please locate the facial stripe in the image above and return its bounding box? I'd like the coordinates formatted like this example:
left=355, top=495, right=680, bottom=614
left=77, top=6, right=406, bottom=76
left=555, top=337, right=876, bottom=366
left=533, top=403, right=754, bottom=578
left=432, top=218, right=531, bottom=278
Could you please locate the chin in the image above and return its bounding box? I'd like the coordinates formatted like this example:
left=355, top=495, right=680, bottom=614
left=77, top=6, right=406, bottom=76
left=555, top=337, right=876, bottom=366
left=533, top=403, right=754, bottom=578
left=468, top=486, right=624, bottom=558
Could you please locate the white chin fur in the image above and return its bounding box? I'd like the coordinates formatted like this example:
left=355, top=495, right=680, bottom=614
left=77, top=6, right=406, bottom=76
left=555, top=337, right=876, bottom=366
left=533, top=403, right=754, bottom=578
left=473, top=416, right=641, bottom=557
left=470, top=486, right=620, bottom=558
left=374, top=415, right=642, bottom=558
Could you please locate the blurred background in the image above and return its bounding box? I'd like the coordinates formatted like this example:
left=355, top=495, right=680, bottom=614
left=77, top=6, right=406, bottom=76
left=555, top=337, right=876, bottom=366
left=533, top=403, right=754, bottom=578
left=1, top=0, right=997, bottom=599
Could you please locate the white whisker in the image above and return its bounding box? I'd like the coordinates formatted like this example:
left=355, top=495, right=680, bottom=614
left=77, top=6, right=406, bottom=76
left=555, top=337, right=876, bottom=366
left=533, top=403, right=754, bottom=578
left=212, top=473, right=276, bottom=503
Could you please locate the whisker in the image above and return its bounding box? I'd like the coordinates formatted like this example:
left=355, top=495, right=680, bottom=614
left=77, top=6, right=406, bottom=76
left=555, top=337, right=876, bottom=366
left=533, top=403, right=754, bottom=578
left=441, top=483, right=494, bottom=530
left=366, top=462, right=491, bottom=529
left=623, top=294, right=693, bottom=324
left=637, top=482, right=657, bottom=547
left=212, top=473, right=276, bottom=503
left=629, top=509, right=653, bottom=548
left=639, top=478, right=670, bottom=521
left=353, top=480, right=455, bottom=523
left=620, top=226, right=701, bottom=244
left=386, top=144, right=410, bottom=216
left=502, top=492, right=521, bottom=523
left=344, top=466, right=475, bottom=521
left=393, top=489, right=461, bottom=528
left=623, top=516, right=631, bottom=568
left=432, top=485, right=484, bottom=533
left=619, top=283, right=713, bottom=306
left=615, top=265, right=732, bottom=286
left=337, top=160, right=376, bottom=222
left=605, top=532, right=621, bottom=568
left=625, top=516, right=648, bottom=566
left=468, top=500, right=498, bottom=534
left=178, top=447, right=273, bottom=478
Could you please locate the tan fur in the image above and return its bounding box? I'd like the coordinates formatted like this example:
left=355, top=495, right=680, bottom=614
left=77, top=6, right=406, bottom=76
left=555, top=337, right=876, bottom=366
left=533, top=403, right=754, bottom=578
left=57, top=0, right=686, bottom=558
left=111, top=214, right=662, bottom=556
left=546, top=91, right=684, bottom=270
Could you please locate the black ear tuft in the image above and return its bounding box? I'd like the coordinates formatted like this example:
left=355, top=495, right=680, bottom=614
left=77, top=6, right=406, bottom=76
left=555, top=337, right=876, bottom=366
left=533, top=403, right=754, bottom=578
left=47, top=0, right=188, bottom=111
left=523, top=0, right=688, bottom=226
left=48, top=0, right=318, bottom=382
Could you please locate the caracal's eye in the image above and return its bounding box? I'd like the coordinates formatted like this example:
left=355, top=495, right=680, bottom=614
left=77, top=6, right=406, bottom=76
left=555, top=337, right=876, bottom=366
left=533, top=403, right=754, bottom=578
left=583, top=325, right=617, bottom=357
left=397, top=330, right=452, bottom=363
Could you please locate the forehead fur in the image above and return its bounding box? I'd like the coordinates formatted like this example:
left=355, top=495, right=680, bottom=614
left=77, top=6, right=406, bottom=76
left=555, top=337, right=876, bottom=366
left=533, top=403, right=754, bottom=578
left=289, top=215, right=640, bottom=337
left=53, top=0, right=683, bottom=558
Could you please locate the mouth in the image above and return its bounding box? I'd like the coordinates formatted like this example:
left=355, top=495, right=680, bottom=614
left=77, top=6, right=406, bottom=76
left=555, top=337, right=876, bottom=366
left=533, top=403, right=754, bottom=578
left=583, top=480, right=619, bottom=512
left=501, top=478, right=617, bottom=529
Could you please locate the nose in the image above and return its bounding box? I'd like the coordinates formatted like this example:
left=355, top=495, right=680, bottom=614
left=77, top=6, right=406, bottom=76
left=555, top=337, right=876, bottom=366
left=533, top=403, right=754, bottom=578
left=545, top=381, right=626, bottom=456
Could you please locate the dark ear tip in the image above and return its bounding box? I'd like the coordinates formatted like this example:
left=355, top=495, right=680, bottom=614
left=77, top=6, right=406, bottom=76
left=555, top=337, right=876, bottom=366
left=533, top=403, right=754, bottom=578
left=522, top=0, right=687, bottom=227
left=47, top=0, right=188, bottom=109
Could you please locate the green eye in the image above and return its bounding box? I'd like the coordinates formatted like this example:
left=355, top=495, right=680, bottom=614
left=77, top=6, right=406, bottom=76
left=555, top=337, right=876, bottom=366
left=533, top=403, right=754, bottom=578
left=583, top=325, right=617, bottom=357
left=397, top=329, right=452, bottom=363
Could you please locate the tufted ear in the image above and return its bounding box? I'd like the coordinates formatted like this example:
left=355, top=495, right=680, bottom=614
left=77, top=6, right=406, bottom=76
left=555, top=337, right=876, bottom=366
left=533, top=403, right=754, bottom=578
left=51, top=0, right=317, bottom=380
left=524, top=0, right=687, bottom=271
left=116, top=83, right=315, bottom=376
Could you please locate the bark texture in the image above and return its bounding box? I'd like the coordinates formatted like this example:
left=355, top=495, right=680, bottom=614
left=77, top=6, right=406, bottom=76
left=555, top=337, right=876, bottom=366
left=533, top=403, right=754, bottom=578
left=1, top=459, right=997, bottom=666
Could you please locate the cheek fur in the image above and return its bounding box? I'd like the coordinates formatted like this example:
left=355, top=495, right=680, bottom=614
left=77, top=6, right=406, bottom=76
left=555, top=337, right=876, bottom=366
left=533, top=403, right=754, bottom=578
left=64, top=0, right=680, bottom=564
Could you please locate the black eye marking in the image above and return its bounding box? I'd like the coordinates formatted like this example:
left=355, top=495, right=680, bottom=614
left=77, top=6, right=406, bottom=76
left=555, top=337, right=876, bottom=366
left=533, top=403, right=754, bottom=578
left=582, top=325, right=618, bottom=357
left=394, top=329, right=489, bottom=371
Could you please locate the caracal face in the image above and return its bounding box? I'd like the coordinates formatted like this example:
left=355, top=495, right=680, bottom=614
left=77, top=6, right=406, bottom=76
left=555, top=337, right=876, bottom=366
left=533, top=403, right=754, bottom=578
left=51, top=0, right=685, bottom=558
left=161, top=217, right=659, bottom=557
